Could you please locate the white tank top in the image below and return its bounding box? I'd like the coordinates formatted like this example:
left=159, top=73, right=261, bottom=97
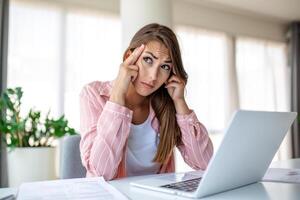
left=126, top=115, right=160, bottom=176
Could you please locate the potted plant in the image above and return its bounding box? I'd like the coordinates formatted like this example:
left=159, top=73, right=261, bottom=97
left=0, top=87, right=77, bottom=187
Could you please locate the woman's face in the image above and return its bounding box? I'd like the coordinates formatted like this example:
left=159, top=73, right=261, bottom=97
left=133, top=40, right=173, bottom=96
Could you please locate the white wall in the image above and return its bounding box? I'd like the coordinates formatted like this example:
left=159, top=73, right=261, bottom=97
left=173, top=0, right=287, bottom=42
left=42, top=0, right=289, bottom=42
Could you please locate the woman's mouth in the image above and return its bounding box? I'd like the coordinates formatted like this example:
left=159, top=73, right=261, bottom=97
left=141, top=81, right=154, bottom=89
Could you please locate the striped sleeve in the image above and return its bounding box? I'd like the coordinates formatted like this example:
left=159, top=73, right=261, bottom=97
left=79, top=85, right=132, bottom=180
left=176, top=111, right=214, bottom=170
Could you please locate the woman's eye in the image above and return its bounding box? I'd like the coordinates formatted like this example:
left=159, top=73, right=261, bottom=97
left=161, top=65, right=171, bottom=71
left=143, top=57, right=152, bottom=64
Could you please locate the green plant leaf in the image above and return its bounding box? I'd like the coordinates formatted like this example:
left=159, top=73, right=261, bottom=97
left=0, top=87, right=77, bottom=148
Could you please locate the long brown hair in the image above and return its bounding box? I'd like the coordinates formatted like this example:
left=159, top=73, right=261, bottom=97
left=123, top=23, right=188, bottom=164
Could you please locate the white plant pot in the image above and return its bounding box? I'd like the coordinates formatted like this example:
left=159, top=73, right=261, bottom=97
left=7, top=147, right=56, bottom=187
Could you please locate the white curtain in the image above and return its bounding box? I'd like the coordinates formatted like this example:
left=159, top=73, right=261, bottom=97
left=175, top=26, right=228, bottom=133
left=8, top=1, right=62, bottom=117
left=236, top=37, right=290, bottom=112
left=64, top=9, right=121, bottom=131
left=175, top=26, right=228, bottom=172
left=236, top=37, right=291, bottom=160
left=8, top=0, right=121, bottom=131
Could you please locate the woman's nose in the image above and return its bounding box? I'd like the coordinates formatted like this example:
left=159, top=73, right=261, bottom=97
left=149, top=67, right=159, bottom=81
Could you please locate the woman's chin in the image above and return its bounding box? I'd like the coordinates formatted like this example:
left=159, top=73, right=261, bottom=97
left=134, top=86, right=154, bottom=97
left=136, top=89, right=152, bottom=97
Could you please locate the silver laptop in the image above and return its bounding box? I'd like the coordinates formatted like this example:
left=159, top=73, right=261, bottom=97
left=130, top=110, right=297, bottom=198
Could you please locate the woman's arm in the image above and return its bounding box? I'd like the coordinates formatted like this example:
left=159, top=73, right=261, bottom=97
left=176, top=111, right=214, bottom=170
left=80, top=83, right=132, bottom=180
left=80, top=45, right=145, bottom=180
left=165, top=75, right=214, bottom=170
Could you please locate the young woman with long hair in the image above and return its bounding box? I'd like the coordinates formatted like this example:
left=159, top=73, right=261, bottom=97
left=80, top=23, right=213, bottom=180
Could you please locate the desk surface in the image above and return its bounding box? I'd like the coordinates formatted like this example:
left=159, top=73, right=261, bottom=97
left=1, top=159, right=300, bottom=200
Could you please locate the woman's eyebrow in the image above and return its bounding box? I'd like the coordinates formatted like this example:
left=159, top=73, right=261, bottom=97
left=145, top=51, right=172, bottom=63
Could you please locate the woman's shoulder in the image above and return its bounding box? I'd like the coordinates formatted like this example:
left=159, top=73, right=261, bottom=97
left=80, top=80, right=113, bottom=98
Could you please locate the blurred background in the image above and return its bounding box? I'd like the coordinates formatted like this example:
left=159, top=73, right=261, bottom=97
left=0, top=0, right=300, bottom=187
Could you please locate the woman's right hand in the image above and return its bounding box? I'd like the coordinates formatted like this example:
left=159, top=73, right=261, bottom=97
left=109, top=44, right=145, bottom=106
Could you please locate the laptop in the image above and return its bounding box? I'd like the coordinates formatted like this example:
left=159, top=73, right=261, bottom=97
left=130, top=110, right=297, bottom=198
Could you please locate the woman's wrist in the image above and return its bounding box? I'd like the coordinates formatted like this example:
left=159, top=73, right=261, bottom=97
left=109, top=91, right=125, bottom=106
left=173, top=98, right=191, bottom=115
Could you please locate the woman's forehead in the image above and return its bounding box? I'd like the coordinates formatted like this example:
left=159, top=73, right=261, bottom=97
left=145, top=41, right=170, bottom=59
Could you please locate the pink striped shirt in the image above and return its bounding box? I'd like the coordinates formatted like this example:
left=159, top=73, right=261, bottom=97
left=79, top=81, right=214, bottom=180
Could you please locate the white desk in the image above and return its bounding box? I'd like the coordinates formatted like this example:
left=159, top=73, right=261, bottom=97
left=1, top=159, right=300, bottom=200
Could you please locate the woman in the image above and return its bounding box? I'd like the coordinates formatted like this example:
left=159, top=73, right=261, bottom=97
left=80, top=23, right=213, bottom=181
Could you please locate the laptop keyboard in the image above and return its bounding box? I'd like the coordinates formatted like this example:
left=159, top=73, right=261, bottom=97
left=160, top=177, right=202, bottom=192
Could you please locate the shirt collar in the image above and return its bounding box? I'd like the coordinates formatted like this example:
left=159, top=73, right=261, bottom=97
left=100, top=80, right=159, bottom=132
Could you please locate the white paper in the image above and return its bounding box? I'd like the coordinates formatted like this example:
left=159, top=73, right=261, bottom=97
left=16, top=177, right=129, bottom=200
left=262, top=168, right=300, bottom=184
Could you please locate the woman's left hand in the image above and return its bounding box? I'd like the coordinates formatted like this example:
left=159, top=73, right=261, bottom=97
left=165, top=75, right=186, bottom=102
left=165, top=75, right=192, bottom=115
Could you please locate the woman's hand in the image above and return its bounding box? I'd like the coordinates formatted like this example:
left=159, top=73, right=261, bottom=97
left=165, top=75, right=185, bottom=101
left=165, top=75, right=191, bottom=115
left=110, top=44, right=145, bottom=106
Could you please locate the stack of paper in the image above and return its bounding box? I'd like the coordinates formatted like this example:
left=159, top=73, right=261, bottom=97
left=16, top=177, right=128, bottom=200
left=262, top=168, right=300, bottom=184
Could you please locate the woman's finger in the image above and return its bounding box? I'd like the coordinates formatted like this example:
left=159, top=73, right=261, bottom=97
left=129, top=69, right=138, bottom=82
left=167, top=75, right=184, bottom=85
left=124, top=44, right=145, bottom=66
left=127, top=65, right=139, bottom=81
left=165, top=82, right=180, bottom=88
left=127, top=64, right=139, bottom=72
left=131, top=71, right=138, bottom=82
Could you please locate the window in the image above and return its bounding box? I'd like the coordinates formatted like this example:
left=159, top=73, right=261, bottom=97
left=175, top=26, right=228, bottom=172
left=7, top=0, right=121, bottom=131
left=236, top=37, right=290, bottom=112
left=64, top=10, right=121, bottom=130
left=236, top=37, right=291, bottom=161
left=176, top=26, right=228, bottom=133
left=8, top=1, right=62, bottom=117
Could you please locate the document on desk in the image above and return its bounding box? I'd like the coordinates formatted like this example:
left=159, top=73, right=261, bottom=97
left=262, top=168, right=300, bottom=184
left=16, top=177, right=129, bottom=200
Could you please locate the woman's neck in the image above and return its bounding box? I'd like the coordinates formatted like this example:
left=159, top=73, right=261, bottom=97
left=125, top=82, right=149, bottom=110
